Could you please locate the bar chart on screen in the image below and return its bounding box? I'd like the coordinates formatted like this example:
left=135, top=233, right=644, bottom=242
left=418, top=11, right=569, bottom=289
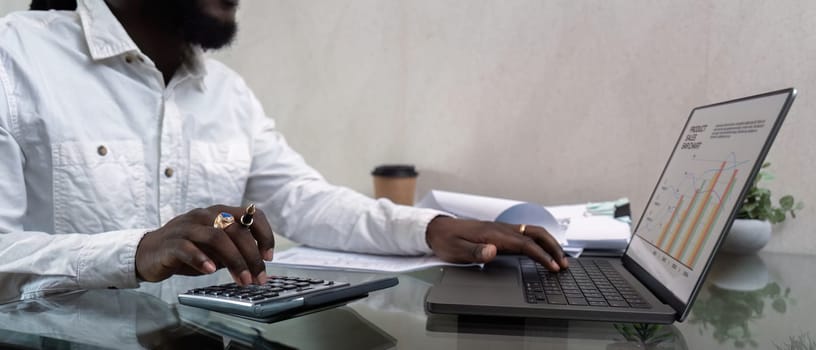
left=640, top=152, right=751, bottom=272
left=624, top=92, right=791, bottom=304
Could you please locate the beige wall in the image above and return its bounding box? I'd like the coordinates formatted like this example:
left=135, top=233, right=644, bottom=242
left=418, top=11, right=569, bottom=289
left=216, top=1, right=814, bottom=255
left=2, top=1, right=814, bottom=254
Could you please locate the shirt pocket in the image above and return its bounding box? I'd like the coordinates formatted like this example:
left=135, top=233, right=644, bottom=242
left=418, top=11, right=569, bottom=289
left=187, top=141, right=251, bottom=208
left=52, top=141, right=146, bottom=234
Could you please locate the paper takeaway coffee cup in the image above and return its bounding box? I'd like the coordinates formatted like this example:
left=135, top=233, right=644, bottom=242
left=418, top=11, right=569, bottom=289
left=372, top=165, right=418, bottom=206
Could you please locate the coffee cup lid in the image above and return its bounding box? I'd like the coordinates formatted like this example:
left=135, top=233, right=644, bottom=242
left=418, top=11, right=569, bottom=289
left=371, top=164, right=418, bottom=177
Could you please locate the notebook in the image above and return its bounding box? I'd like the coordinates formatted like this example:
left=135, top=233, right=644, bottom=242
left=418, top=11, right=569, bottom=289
left=425, top=88, right=796, bottom=324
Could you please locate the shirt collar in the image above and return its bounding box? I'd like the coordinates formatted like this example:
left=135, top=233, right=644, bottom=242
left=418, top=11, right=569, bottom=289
left=77, top=0, right=139, bottom=61
left=184, top=46, right=209, bottom=86
left=173, top=46, right=208, bottom=92
left=77, top=0, right=208, bottom=90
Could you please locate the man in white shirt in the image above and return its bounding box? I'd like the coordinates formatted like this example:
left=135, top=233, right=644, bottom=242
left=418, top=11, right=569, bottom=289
left=0, top=0, right=567, bottom=303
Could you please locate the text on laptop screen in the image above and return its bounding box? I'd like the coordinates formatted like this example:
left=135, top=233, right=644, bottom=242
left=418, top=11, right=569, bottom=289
left=626, top=92, right=789, bottom=304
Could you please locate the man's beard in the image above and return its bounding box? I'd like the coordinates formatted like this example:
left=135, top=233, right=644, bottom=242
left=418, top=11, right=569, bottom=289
left=145, top=0, right=238, bottom=50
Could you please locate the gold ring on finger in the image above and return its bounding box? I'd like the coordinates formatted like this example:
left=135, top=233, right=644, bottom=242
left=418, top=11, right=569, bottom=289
left=518, top=224, right=527, bottom=235
left=213, top=212, right=236, bottom=230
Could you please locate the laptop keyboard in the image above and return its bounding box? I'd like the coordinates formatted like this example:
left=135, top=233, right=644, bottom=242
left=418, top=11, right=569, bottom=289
left=521, top=258, right=651, bottom=308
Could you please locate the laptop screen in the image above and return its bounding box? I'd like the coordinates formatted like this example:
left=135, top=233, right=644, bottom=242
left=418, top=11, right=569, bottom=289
left=626, top=91, right=792, bottom=304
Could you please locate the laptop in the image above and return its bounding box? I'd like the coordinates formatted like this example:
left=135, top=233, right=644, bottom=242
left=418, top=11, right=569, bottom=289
left=425, top=88, right=797, bottom=324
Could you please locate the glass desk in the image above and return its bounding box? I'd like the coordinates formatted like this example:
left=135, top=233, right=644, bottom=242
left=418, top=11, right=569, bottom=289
left=0, top=251, right=812, bottom=349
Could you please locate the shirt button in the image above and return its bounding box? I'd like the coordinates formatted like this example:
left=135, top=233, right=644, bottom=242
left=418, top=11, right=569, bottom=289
left=164, top=167, right=174, bottom=178
left=125, top=55, right=134, bottom=64
left=97, top=145, right=108, bottom=156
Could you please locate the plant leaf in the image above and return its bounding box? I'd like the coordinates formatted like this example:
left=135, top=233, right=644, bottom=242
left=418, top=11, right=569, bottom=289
left=742, top=203, right=757, bottom=212
left=779, top=195, right=794, bottom=209
left=770, top=210, right=785, bottom=224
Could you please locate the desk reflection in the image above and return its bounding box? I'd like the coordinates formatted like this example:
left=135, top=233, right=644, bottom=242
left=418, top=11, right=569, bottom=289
left=688, top=253, right=793, bottom=349
left=426, top=313, right=688, bottom=350
left=0, top=251, right=811, bottom=349
left=0, top=271, right=396, bottom=350
left=0, top=289, right=180, bottom=349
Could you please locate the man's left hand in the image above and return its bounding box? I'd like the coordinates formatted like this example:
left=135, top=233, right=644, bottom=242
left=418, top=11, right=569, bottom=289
left=425, top=216, right=568, bottom=271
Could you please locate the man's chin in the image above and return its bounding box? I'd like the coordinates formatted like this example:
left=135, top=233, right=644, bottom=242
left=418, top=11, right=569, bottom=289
left=184, top=18, right=237, bottom=50
left=147, top=0, right=239, bottom=50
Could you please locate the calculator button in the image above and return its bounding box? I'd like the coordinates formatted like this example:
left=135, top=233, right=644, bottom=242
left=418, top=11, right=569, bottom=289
left=308, top=279, right=324, bottom=284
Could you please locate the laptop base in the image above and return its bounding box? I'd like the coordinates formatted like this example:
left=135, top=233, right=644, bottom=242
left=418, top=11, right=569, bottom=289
left=425, top=256, right=676, bottom=324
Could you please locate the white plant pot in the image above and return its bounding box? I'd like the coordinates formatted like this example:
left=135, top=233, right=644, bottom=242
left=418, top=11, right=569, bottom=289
left=721, top=219, right=772, bottom=255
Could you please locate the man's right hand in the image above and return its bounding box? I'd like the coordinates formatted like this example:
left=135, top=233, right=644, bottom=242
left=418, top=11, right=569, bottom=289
left=134, top=205, right=275, bottom=285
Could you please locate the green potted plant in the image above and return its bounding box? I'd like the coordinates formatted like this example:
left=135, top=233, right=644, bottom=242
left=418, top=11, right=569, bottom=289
left=724, top=162, right=804, bottom=254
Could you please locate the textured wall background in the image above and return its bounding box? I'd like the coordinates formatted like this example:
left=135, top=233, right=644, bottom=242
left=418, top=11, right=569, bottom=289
left=2, top=1, right=813, bottom=254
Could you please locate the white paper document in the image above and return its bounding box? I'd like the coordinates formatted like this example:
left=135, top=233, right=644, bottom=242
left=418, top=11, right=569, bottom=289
left=560, top=216, right=631, bottom=250
left=269, top=246, right=478, bottom=273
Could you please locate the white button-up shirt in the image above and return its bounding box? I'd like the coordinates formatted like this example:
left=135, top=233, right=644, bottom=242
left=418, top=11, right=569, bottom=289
left=0, top=0, right=440, bottom=303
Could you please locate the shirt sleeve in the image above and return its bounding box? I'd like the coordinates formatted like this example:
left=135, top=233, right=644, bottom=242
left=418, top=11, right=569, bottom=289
left=240, top=86, right=445, bottom=256
left=0, top=50, right=143, bottom=304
